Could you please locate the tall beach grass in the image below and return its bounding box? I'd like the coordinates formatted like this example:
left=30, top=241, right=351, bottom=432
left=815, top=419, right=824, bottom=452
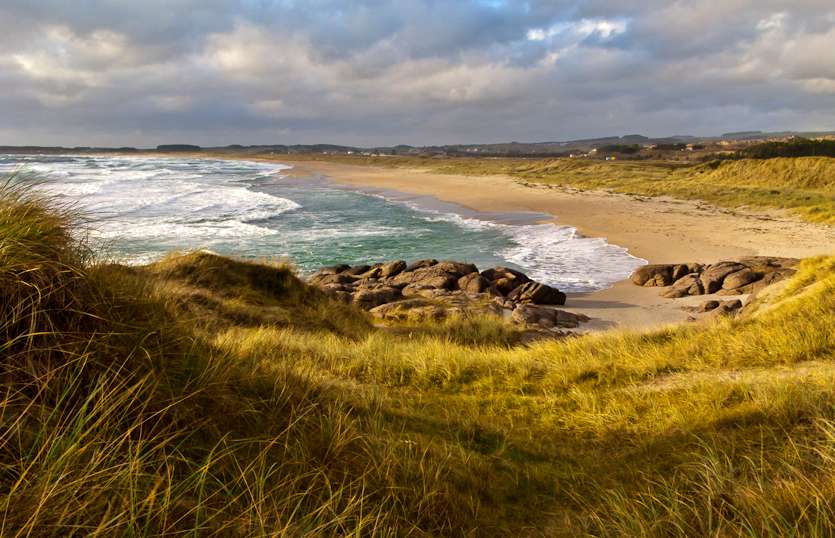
left=1, top=177, right=834, bottom=535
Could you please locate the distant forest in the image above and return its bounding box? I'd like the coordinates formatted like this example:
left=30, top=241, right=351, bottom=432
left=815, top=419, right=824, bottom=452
left=742, top=138, right=835, bottom=159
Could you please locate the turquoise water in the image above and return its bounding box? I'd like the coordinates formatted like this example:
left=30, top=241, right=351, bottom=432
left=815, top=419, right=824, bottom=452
left=0, top=154, right=645, bottom=292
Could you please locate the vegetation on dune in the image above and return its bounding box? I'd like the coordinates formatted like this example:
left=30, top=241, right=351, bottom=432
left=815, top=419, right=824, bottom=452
left=2, top=178, right=835, bottom=536
left=741, top=137, right=835, bottom=159
left=280, top=153, right=835, bottom=224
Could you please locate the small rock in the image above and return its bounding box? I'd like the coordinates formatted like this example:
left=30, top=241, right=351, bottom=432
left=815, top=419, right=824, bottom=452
left=511, top=304, right=589, bottom=329
left=434, top=261, right=478, bottom=277
left=697, top=300, right=720, bottom=312
left=710, top=299, right=743, bottom=318
left=700, top=261, right=746, bottom=294
left=661, top=273, right=704, bottom=298
left=630, top=264, right=675, bottom=287
left=352, top=287, right=402, bottom=309
left=481, top=266, right=530, bottom=283
left=344, top=264, right=371, bottom=276
left=309, top=273, right=355, bottom=286
left=722, top=268, right=758, bottom=290
left=508, top=281, right=566, bottom=305
left=316, top=264, right=350, bottom=276
left=379, top=260, right=407, bottom=278
left=672, top=263, right=703, bottom=281
left=458, top=272, right=489, bottom=294
left=404, top=259, right=438, bottom=272
left=369, top=298, right=446, bottom=321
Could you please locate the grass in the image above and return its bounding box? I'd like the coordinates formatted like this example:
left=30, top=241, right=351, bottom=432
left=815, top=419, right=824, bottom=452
left=276, top=153, right=835, bottom=224
left=2, top=178, right=835, bottom=535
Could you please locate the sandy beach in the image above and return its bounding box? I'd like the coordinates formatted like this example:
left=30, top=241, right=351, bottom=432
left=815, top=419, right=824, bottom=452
left=270, top=158, right=835, bottom=331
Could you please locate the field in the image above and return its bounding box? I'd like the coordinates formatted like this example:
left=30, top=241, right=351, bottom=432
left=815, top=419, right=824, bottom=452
left=2, top=179, right=835, bottom=536
left=276, top=154, right=835, bottom=225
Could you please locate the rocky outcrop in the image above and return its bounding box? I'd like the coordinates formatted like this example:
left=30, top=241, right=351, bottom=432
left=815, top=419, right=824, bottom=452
left=511, top=304, right=589, bottom=329
left=630, top=257, right=797, bottom=299
left=631, top=263, right=704, bottom=287
left=661, top=274, right=704, bottom=298
left=684, top=299, right=741, bottom=315
left=458, top=272, right=489, bottom=294
left=507, top=281, right=566, bottom=305
left=700, top=261, right=747, bottom=294
left=308, top=259, right=582, bottom=332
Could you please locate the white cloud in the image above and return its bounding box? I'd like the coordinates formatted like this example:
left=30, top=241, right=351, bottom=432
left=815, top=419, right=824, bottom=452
left=0, top=1, right=833, bottom=146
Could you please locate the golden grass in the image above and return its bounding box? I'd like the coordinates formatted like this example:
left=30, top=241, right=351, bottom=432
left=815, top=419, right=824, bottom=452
left=2, top=178, right=835, bottom=535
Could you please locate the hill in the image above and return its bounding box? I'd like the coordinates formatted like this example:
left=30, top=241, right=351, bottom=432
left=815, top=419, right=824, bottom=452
left=2, top=178, right=834, bottom=535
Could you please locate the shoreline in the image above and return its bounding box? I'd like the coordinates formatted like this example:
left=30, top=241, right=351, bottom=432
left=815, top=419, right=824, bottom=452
left=86, top=151, right=834, bottom=331
left=274, top=158, right=834, bottom=331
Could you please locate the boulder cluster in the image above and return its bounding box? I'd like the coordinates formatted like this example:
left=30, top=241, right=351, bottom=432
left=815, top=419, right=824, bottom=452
left=308, top=259, right=588, bottom=330
left=630, top=256, right=798, bottom=300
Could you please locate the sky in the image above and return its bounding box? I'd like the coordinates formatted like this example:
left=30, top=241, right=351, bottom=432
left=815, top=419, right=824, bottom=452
left=1, top=1, right=834, bottom=147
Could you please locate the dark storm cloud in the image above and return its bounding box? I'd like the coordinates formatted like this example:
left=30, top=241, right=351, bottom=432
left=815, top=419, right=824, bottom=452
left=0, top=0, right=833, bottom=146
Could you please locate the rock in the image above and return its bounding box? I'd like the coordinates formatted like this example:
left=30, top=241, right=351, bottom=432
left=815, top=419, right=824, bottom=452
left=434, top=261, right=478, bottom=277
left=319, top=284, right=355, bottom=304
left=404, top=259, right=438, bottom=272
left=716, top=268, right=795, bottom=296
left=379, top=260, right=407, bottom=278
left=507, top=281, right=566, bottom=305
left=722, top=268, right=758, bottom=290
left=309, top=273, right=355, bottom=286
left=481, top=266, right=530, bottom=284
left=697, top=300, right=720, bottom=312
left=491, top=296, right=515, bottom=311
left=354, top=277, right=391, bottom=290
left=630, top=264, right=675, bottom=287
left=738, top=256, right=799, bottom=272
left=672, top=263, right=704, bottom=281
left=392, top=266, right=459, bottom=289
left=661, top=274, right=704, bottom=298
left=404, top=287, right=454, bottom=300
left=710, top=299, right=743, bottom=318
left=344, top=264, right=371, bottom=276
left=352, top=287, right=402, bottom=309
left=458, top=272, right=489, bottom=294
left=700, top=262, right=746, bottom=294
left=332, top=291, right=353, bottom=304
left=490, top=278, right=516, bottom=296
left=511, top=304, right=589, bottom=329
left=358, top=263, right=384, bottom=279
left=481, top=266, right=531, bottom=295
left=316, top=264, right=350, bottom=276
left=369, top=299, right=446, bottom=321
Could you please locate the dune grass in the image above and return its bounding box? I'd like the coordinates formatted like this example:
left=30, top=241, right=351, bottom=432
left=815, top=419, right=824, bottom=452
left=2, top=178, right=835, bottom=535
left=280, top=154, right=835, bottom=224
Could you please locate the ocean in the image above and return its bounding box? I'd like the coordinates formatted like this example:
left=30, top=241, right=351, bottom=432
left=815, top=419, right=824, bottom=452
left=0, top=154, right=645, bottom=292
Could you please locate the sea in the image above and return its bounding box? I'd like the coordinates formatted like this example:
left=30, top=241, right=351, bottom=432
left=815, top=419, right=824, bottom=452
left=0, top=154, right=645, bottom=292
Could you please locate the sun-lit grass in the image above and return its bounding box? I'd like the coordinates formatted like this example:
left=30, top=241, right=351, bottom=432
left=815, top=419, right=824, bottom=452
left=2, top=177, right=835, bottom=535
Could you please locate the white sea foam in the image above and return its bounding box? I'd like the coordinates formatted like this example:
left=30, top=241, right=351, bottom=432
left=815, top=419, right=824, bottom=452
left=373, top=194, right=646, bottom=291
left=11, top=156, right=300, bottom=260
left=1, top=154, right=644, bottom=291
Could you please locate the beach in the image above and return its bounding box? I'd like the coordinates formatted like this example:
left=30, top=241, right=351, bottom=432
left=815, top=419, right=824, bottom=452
left=272, top=157, right=835, bottom=331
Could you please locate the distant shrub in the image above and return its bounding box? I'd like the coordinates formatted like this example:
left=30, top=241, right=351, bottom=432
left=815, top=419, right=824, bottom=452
left=655, top=143, right=687, bottom=151
left=598, top=144, right=641, bottom=154
left=741, top=138, right=835, bottom=159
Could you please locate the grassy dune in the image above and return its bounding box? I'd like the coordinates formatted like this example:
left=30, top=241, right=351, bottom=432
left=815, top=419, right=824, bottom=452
left=283, top=154, right=835, bottom=224
left=2, top=180, right=835, bottom=536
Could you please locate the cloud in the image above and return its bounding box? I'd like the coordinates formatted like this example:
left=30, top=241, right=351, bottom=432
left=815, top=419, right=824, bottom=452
left=0, top=0, right=833, bottom=146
